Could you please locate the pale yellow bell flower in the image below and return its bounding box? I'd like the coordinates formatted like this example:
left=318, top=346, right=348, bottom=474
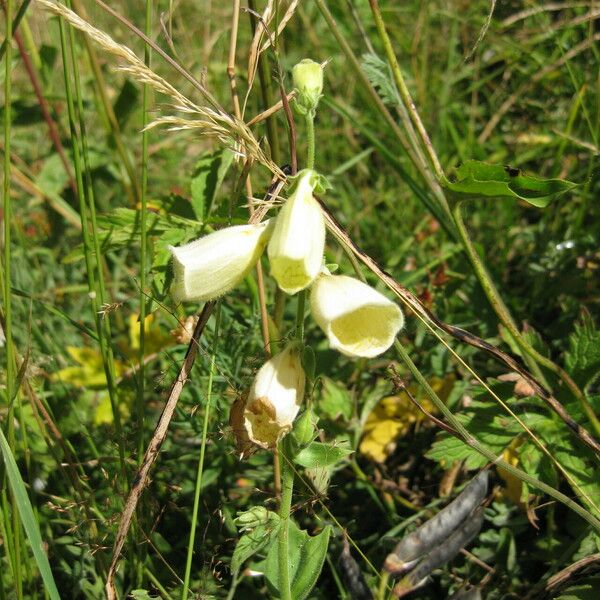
left=169, top=221, right=272, bottom=302
left=267, top=170, right=326, bottom=295
left=243, top=345, right=306, bottom=449
left=310, top=272, right=404, bottom=358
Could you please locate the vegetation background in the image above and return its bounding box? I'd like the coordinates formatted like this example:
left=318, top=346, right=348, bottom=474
left=1, top=0, right=599, bottom=598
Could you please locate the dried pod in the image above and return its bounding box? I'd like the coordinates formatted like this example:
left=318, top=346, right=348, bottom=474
left=338, top=537, right=373, bottom=600
left=385, top=470, right=488, bottom=575
left=392, top=507, right=485, bottom=598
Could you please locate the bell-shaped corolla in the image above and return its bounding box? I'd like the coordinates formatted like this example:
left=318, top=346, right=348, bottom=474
left=267, top=170, right=326, bottom=295
left=243, top=345, right=306, bottom=449
left=169, top=221, right=272, bottom=302
left=310, top=273, right=404, bottom=358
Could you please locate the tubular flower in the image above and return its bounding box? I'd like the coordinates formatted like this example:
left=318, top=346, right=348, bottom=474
left=243, top=345, right=306, bottom=449
left=267, top=169, right=326, bottom=295
left=169, top=221, right=272, bottom=302
left=310, top=272, right=404, bottom=358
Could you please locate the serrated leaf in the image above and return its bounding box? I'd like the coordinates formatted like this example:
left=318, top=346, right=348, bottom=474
left=565, top=316, right=600, bottom=388
left=294, top=442, right=353, bottom=468
left=442, top=160, right=576, bottom=207
left=361, top=53, right=401, bottom=107
left=190, top=149, right=234, bottom=220
left=263, top=521, right=331, bottom=600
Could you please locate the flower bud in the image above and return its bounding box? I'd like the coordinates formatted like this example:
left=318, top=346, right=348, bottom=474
left=169, top=221, right=272, bottom=302
left=293, top=409, right=317, bottom=446
left=292, top=59, right=323, bottom=113
left=244, top=345, right=306, bottom=449
left=310, top=273, right=404, bottom=358
left=267, top=170, right=326, bottom=295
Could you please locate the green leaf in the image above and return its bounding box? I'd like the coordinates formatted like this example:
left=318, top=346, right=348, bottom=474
left=36, top=153, right=70, bottom=197
left=555, top=576, right=600, bottom=600
left=318, top=377, right=353, bottom=421
left=565, top=315, right=600, bottom=388
left=113, top=79, right=139, bottom=128
left=361, top=53, right=400, bottom=107
left=190, top=149, right=234, bottom=220
left=442, top=160, right=576, bottom=207
left=426, top=397, right=521, bottom=469
left=294, top=441, right=353, bottom=468
left=0, top=427, right=61, bottom=600
left=231, top=519, right=280, bottom=575
left=263, top=521, right=331, bottom=600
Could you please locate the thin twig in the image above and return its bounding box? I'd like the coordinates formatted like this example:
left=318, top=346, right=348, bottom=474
left=105, top=302, right=215, bottom=600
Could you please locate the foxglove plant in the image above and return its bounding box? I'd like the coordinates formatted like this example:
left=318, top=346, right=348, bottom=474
left=167, top=58, right=406, bottom=600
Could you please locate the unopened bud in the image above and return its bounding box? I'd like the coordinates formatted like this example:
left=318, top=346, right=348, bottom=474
left=292, top=59, right=324, bottom=114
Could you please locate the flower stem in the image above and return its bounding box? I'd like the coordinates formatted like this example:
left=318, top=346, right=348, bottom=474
left=295, top=290, right=306, bottom=341
left=277, top=443, right=294, bottom=600
left=305, top=111, right=316, bottom=170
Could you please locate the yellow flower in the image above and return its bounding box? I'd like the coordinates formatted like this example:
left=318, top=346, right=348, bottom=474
left=243, top=345, right=306, bottom=449
left=267, top=170, right=326, bottom=295
left=169, top=221, right=272, bottom=302
left=310, top=272, right=404, bottom=358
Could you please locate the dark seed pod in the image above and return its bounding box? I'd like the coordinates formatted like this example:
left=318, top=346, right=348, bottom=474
left=385, top=470, right=488, bottom=575
left=393, top=507, right=485, bottom=598
left=338, top=537, right=374, bottom=600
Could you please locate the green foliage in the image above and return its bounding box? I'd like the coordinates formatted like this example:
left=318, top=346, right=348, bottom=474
left=442, top=160, right=576, bottom=207
left=263, top=522, right=331, bottom=600
left=566, top=316, right=600, bottom=388
left=4, top=1, right=600, bottom=598
left=0, top=428, right=61, bottom=600
left=294, top=441, right=353, bottom=468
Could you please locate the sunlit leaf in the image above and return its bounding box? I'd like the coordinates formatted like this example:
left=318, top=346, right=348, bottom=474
left=294, top=442, right=353, bottom=468
left=442, top=160, right=576, bottom=207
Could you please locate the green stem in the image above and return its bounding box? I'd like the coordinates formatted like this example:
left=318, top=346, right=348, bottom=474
left=295, top=290, right=306, bottom=341
left=453, top=202, right=600, bottom=436
left=305, top=111, right=316, bottom=170
left=58, top=6, right=127, bottom=481
left=137, top=0, right=152, bottom=463
left=377, top=571, right=390, bottom=600
left=367, top=0, right=445, bottom=182
left=393, top=340, right=600, bottom=530
left=181, top=304, right=222, bottom=600
left=1, top=2, right=24, bottom=596
left=277, top=443, right=294, bottom=600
